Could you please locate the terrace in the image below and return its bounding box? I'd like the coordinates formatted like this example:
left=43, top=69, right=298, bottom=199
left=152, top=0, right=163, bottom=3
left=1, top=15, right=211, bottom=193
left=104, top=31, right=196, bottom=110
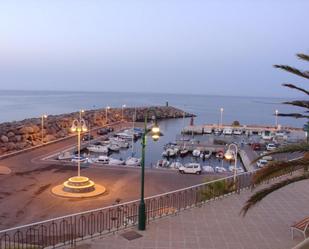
left=1, top=170, right=308, bottom=249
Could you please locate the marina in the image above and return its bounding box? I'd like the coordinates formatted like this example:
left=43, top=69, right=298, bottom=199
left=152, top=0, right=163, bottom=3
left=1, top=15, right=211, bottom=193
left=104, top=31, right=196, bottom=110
left=44, top=118, right=306, bottom=174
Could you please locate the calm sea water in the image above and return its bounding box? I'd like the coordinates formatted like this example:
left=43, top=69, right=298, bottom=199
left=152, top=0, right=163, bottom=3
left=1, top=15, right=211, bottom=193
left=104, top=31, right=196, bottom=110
left=0, top=90, right=305, bottom=127
left=0, top=90, right=305, bottom=166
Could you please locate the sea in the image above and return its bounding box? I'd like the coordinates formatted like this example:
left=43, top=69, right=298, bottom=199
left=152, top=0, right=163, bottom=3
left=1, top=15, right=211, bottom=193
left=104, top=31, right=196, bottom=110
left=0, top=90, right=306, bottom=167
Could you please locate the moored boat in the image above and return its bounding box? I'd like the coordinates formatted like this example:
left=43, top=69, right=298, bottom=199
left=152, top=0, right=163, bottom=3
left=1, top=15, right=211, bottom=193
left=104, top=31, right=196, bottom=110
left=87, top=145, right=109, bottom=153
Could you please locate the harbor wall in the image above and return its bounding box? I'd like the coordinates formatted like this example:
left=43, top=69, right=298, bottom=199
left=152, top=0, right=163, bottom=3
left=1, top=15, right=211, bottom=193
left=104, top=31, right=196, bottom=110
left=0, top=106, right=194, bottom=156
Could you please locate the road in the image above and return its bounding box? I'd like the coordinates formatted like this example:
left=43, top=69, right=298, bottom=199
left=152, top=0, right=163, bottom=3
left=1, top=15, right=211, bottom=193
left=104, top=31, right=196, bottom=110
left=0, top=121, right=207, bottom=230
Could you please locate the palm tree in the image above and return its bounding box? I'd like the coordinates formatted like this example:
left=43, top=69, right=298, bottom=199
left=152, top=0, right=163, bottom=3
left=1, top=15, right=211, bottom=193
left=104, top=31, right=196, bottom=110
left=241, top=53, right=309, bottom=216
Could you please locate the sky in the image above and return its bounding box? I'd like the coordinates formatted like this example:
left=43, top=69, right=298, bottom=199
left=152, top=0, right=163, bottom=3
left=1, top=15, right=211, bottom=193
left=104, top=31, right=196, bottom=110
left=0, top=0, right=308, bottom=97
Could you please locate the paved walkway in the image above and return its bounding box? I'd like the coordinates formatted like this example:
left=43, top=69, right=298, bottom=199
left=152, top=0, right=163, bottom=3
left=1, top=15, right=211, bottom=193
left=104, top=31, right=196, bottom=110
left=73, top=179, right=309, bottom=249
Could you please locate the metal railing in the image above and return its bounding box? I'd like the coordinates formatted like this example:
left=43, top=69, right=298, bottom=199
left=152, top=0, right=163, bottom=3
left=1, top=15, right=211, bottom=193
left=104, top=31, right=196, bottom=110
left=0, top=169, right=297, bottom=249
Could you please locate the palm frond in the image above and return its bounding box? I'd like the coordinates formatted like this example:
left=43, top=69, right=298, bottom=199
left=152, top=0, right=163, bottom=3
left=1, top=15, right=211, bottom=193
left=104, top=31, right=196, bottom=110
left=283, top=100, right=309, bottom=109
left=297, top=53, right=309, bottom=62
left=282, top=83, right=309, bottom=95
left=252, top=156, right=309, bottom=186
left=274, top=65, right=309, bottom=80
left=241, top=174, right=309, bottom=216
left=252, top=143, right=309, bottom=164
left=277, top=113, right=309, bottom=119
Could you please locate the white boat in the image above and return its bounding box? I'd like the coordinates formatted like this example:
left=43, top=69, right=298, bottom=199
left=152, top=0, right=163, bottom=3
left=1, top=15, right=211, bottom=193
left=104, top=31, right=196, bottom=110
left=215, top=166, right=227, bottom=173
left=116, top=132, right=134, bottom=140
left=170, top=162, right=182, bottom=169
left=180, top=148, right=189, bottom=156
left=87, top=145, right=109, bottom=153
left=58, top=151, right=72, bottom=160
left=223, top=128, right=233, bottom=135
left=204, top=127, right=213, bottom=134
left=202, top=165, right=215, bottom=173
left=214, top=128, right=222, bottom=135
left=233, top=129, right=242, bottom=135
left=110, top=137, right=127, bottom=143
left=96, top=155, right=109, bottom=164
left=108, top=144, right=120, bottom=152
left=125, top=157, right=141, bottom=166
left=192, top=149, right=201, bottom=157
left=109, top=158, right=125, bottom=165
left=156, top=159, right=171, bottom=168
left=204, top=150, right=212, bottom=159
left=162, top=148, right=176, bottom=157
left=71, top=156, right=88, bottom=163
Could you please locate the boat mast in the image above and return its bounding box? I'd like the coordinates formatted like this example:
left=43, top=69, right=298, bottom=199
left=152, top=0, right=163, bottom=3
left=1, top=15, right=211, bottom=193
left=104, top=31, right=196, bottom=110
left=131, top=107, right=137, bottom=156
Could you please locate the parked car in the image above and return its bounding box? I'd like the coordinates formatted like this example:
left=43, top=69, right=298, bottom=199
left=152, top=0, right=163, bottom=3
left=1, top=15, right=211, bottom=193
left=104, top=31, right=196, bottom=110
left=266, top=143, right=277, bottom=151
left=97, top=128, right=109, bottom=135
left=256, top=159, right=268, bottom=168
left=179, top=163, right=202, bottom=174
left=107, top=127, right=114, bottom=132
left=251, top=143, right=261, bottom=151
left=82, top=134, right=94, bottom=141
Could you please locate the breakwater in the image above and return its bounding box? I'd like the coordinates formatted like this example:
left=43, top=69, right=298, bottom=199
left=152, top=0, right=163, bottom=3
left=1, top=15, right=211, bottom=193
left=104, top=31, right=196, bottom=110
left=0, top=106, right=194, bottom=156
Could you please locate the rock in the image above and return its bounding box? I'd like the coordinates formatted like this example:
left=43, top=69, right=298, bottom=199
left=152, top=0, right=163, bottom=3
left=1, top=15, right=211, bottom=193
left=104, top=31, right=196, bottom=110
left=6, top=142, right=16, bottom=150
left=7, top=131, right=15, bottom=138
left=45, top=135, right=56, bottom=142
left=1, top=135, right=9, bottom=143
left=15, top=142, right=27, bottom=150
left=19, top=126, right=35, bottom=135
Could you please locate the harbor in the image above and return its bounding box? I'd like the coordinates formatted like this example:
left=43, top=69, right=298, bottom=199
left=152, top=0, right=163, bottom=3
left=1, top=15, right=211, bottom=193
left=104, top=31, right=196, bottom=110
left=43, top=117, right=306, bottom=174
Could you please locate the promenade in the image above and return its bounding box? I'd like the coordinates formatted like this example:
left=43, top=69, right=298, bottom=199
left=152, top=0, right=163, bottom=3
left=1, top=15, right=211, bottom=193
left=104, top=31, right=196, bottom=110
left=72, top=178, right=309, bottom=249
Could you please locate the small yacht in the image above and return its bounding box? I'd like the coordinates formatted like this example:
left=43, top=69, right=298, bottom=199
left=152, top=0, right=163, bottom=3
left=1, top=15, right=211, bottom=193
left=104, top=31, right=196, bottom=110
left=179, top=148, right=189, bottom=157
left=71, top=155, right=88, bottom=163
left=162, top=148, right=176, bottom=157
left=215, top=151, right=224, bottom=159
left=108, top=144, right=120, bottom=152
left=170, top=162, right=182, bottom=169
left=223, top=128, right=233, bottom=135
left=87, top=145, right=109, bottom=153
left=96, top=155, right=109, bottom=164
left=192, top=149, right=201, bottom=157
left=156, top=159, right=171, bottom=168
left=125, top=157, right=141, bottom=166
left=109, top=158, right=125, bottom=165
left=214, top=128, right=222, bottom=135
left=204, top=150, right=212, bottom=159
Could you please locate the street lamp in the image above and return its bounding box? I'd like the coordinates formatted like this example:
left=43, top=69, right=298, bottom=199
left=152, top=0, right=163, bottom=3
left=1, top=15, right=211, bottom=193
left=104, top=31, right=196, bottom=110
left=71, top=118, right=87, bottom=177
left=138, top=114, right=161, bottom=231
left=224, top=143, right=238, bottom=184
left=220, top=107, right=224, bottom=128
left=275, top=109, right=279, bottom=129
left=41, top=114, right=47, bottom=143
left=105, top=106, right=110, bottom=124
left=122, top=104, right=126, bottom=121
left=79, top=109, right=85, bottom=120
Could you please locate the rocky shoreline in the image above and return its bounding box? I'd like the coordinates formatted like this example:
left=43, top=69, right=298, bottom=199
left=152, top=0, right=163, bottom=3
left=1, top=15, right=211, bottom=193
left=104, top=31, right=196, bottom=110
left=0, top=106, right=194, bottom=156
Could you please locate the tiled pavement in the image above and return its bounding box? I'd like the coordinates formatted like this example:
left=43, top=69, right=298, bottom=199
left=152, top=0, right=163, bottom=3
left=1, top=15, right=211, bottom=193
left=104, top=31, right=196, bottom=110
left=73, top=179, right=309, bottom=249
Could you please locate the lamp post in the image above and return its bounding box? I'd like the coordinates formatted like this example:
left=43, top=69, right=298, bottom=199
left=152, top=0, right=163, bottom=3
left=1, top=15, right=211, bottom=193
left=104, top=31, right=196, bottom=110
left=138, top=114, right=160, bottom=231
left=122, top=104, right=126, bottom=121
left=41, top=114, right=47, bottom=143
left=220, top=107, right=224, bottom=128
left=79, top=109, right=85, bottom=120
left=224, top=143, right=238, bottom=184
left=71, top=118, right=87, bottom=177
left=105, top=106, right=110, bottom=124
left=275, top=109, right=279, bottom=129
